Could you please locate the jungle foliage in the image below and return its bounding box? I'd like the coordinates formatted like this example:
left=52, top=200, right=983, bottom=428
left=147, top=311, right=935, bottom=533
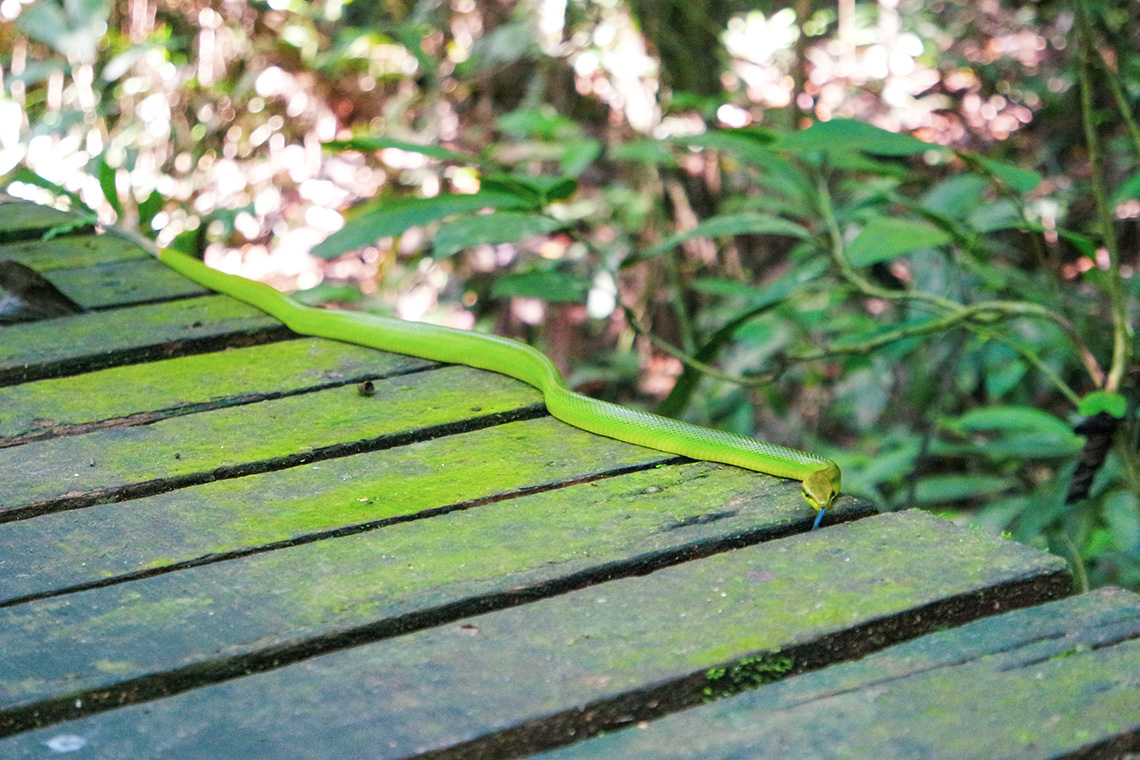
left=2, top=0, right=1137, bottom=589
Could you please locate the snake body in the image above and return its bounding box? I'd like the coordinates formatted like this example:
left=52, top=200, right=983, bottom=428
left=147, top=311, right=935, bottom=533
left=158, top=248, right=841, bottom=520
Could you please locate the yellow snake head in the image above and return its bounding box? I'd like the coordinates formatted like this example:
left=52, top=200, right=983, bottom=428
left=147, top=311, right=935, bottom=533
left=801, top=469, right=839, bottom=513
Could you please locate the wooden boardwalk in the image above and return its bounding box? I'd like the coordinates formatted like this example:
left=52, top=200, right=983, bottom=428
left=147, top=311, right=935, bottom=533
left=1, top=199, right=1138, bottom=759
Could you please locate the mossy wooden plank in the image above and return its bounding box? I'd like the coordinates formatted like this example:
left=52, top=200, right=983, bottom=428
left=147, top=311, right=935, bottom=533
left=0, top=232, right=147, bottom=270
left=0, top=417, right=717, bottom=603
left=0, top=337, right=432, bottom=445
left=538, top=587, right=1140, bottom=760
left=0, top=294, right=289, bottom=385
left=0, top=365, right=543, bottom=519
left=0, top=201, right=84, bottom=242
left=0, top=511, right=1067, bottom=753
left=0, top=459, right=867, bottom=728
left=45, top=258, right=208, bottom=309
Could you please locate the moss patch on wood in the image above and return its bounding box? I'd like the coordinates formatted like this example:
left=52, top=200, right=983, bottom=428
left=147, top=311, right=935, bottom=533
left=0, top=364, right=543, bottom=519
left=0, top=337, right=432, bottom=444
left=0, top=294, right=290, bottom=385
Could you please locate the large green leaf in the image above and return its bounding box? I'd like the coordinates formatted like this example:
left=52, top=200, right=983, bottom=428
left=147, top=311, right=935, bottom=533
left=432, top=211, right=568, bottom=258
left=950, top=405, right=1075, bottom=438
left=490, top=269, right=590, bottom=302
left=639, top=212, right=810, bottom=262
left=937, top=405, right=1083, bottom=458
left=311, top=190, right=533, bottom=259
left=774, top=119, right=932, bottom=156
left=970, top=155, right=1042, bottom=194
left=846, top=217, right=952, bottom=266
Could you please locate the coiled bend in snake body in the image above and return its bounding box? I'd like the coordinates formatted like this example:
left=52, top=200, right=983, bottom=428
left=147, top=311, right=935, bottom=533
left=158, top=248, right=842, bottom=527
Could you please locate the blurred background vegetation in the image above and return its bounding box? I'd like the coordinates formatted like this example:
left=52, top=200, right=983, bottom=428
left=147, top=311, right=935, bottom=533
left=1, top=0, right=1136, bottom=589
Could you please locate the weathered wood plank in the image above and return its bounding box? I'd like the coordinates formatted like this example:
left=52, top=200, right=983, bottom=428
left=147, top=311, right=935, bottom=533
left=0, top=511, right=1068, bottom=753
left=44, top=258, right=208, bottom=308
left=0, top=337, right=432, bottom=446
left=537, top=587, right=1140, bottom=760
left=0, top=232, right=146, bottom=270
left=0, top=365, right=543, bottom=520
left=0, top=459, right=865, bottom=730
left=0, top=417, right=713, bottom=604
left=0, top=201, right=85, bottom=242
left=0, top=294, right=290, bottom=384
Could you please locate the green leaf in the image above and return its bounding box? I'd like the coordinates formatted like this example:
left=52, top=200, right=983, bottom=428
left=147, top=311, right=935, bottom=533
left=537, top=176, right=579, bottom=203
left=432, top=211, right=567, bottom=258
left=640, top=212, right=810, bottom=261
left=311, top=190, right=533, bottom=259
left=914, top=474, right=1014, bottom=504
left=920, top=174, right=989, bottom=219
left=1057, top=229, right=1098, bottom=257
left=846, top=217, right=952, bottom=266
left=1112, top=171, right=1140, bottom=205
left=322, top=137, right=482, bottom=165
left=490, top=269, right=589, bottom=302
left=477, top=174, right=578, bottom=204
left=970, top=155, right=1042, bottom=194
left=775, top=119, right=932, bottom=156
left=97, top=157, right=122, bottom=217
left=937, top=405, right=1083, bottom=458
left=137, top=190, right=164, bottom=233
left=1078, top=390, right=1128, bottom=419
left=951, top=405, right=1075, bottom=438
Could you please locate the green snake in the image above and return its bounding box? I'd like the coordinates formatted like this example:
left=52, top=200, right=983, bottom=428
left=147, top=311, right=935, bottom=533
left=158, top=248, right=841, bottom=526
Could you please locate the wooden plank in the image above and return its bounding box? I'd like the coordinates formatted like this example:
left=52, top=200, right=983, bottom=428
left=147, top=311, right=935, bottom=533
left=0, top=294, right=290, bottom=385
left=0, top=201, right=87, bottom=243
left=44, top=258, right=208, bottom=309
left=0, top=364, right=543, bottom=520
left=537, top=587, right=1140, bottom=760
left=0, top=417, right=715, bottom=604
left=0, top=458, right=865, bottom=728
left=0, top=511, right=1068, bottom=753
left=0, top=337, right=432, bottom=446
left=0, top=232, right=146, bottom=270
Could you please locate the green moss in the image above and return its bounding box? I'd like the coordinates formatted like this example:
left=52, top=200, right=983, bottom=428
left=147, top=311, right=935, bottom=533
left=0, top=337, right=429, bottom=440
left=703, top=652, right=795, bottom=699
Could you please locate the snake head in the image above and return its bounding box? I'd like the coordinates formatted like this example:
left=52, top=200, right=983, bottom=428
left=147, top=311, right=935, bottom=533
left=801, top=469, right=839, bottom=513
